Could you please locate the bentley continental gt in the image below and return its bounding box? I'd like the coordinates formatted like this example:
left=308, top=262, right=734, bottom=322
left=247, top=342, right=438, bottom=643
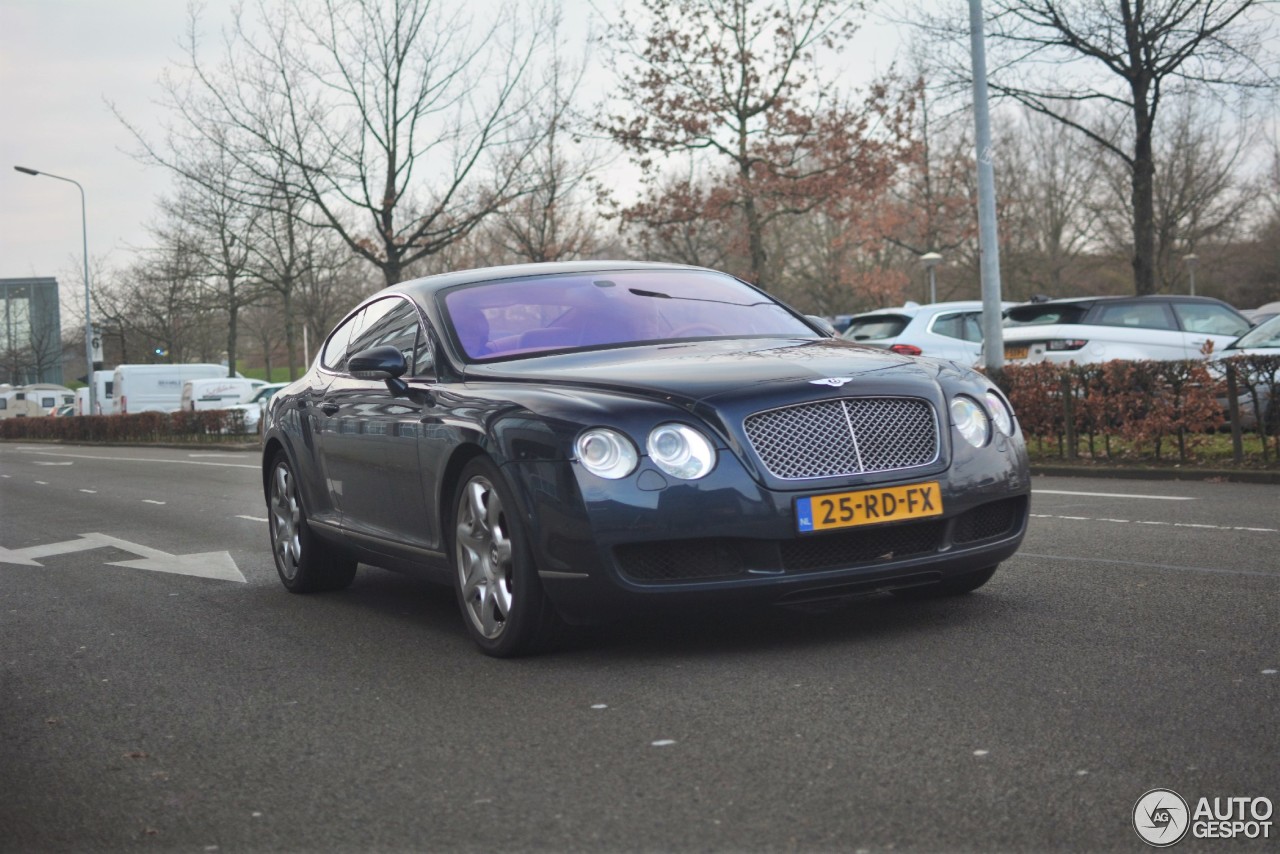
left=262, top=262, right=1031, bottom=656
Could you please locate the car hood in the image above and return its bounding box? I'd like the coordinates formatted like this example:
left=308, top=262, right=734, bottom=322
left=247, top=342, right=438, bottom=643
left=463, top=338, right=938, bottom=401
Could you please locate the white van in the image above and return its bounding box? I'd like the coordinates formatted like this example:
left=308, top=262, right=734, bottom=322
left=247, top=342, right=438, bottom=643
left=112, top=364, right=236, bottom=414
left=181, top=377, right=267, bottom=411
left=75, top=370, right=115, bottom=415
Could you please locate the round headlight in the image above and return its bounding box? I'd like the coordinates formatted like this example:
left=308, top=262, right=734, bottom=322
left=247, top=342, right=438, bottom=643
left=575, top=428, right=638, bottom=479
left=951, top=395, right=990, bottom=448
left=984, top=390, right=1014, bottom=436
left=646, top=423, right=716, bottom=480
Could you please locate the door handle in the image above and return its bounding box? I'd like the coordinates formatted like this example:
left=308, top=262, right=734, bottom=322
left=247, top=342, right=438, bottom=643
left=320, top=402, right=340, bottom=416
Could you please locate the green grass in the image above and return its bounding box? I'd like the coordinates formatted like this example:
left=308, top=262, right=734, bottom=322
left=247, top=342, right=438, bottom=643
left=1026, top=431, right=1280, bottom=469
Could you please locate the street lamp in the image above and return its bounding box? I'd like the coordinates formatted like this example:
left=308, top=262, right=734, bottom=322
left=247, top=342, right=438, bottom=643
left=920, top=252, right=942, bottom=304
left=1184, top=253, right=1198, bottom=297
left=14, top=165, right=96, bottom=415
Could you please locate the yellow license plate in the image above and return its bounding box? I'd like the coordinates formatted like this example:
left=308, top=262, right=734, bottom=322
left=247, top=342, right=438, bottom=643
left=796, top=482, right=943, bottom=533
left=1004, top=345, right=1029, bottom=360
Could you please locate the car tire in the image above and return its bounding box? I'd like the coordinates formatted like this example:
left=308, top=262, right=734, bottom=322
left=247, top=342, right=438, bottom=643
left=891, top=564, right=998, bottom=599
left=267, top=451, right=357, bottom=593
left=450, top=456, right=564, bottom=657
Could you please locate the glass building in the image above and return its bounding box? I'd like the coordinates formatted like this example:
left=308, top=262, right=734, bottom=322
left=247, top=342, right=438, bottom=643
left=1, top=277, right=63, bottom=385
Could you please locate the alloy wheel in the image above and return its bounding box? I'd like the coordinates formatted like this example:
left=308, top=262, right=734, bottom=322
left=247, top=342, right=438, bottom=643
left=271, top=462, right=302, bottom=580
left=455, top=475, right=514, bottom=639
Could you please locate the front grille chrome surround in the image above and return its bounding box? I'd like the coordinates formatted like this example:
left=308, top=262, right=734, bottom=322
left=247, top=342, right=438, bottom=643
left=744, top=396, right=939, bottom=480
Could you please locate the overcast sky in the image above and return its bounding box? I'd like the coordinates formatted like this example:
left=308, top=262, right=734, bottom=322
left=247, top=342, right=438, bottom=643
left=0, top=0, right=903, bottom=306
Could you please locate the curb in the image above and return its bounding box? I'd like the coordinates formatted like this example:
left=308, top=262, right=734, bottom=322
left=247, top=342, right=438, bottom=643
left=1030, top=464, right=1280, bottom=485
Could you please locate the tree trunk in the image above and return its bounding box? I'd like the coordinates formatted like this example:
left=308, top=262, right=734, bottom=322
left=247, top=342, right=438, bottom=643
left=226, top=280, right=239, bottom=378
left=1130, top=80, right=1157, bottom=295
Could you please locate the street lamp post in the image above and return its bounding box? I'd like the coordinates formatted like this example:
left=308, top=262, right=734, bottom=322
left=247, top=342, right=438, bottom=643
left=921, top=252, right=942, bottom=304
left=1184, top=253, right=1198, bottom=297
left=14, top=165, right=95, bottom=415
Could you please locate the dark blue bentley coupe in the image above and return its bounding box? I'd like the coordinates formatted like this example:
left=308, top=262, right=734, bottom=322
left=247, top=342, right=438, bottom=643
left=262, top=262, right=1030, bottom=656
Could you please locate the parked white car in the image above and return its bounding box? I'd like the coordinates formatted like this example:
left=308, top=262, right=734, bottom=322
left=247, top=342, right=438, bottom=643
left=998, top=295, right=1251, bottom=365
left=840, top=301, right=1012, bottom=365
left=225, top=382, right=289, bottom=433
left=1214, top=314, right=1280, bottom=429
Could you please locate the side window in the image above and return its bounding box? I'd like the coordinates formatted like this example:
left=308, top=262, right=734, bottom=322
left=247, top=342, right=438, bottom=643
left=346, top=298, right=405, bottom=356
left=1173, top=302, right=1250, bottom=336
left=347, top=298, right=426, bottom=374
left=1094, top=302, right=1176, bottom=331
left=321, top=309, right=365, bottom=371
left=962, top=313, right=984, bottom=342
left=931, top=313, right=968, bottom=341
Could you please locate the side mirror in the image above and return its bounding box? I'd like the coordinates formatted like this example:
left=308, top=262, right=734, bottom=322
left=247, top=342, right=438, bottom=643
left=348, top=345, right=409, bottom=395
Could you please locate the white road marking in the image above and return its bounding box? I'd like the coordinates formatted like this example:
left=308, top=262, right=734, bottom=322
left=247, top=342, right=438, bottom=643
left=1035, top=489, right=1195, bottom=501
left=0, top=533, right=245, bottom=582
left=143, top=500, right=166, bottom=505
left=33, top=461, right=74, bottom=466
left=16, top=449, right=257, bottom=469
left=1020, top=551, right=1278, bottom=579
left=236, top=515, right=268, bottom=523
left=1030, top=513, right=1277, bottom=534
left=34, top=481, right=47, bottom=485
left=79, top=489, right=97, bottom=494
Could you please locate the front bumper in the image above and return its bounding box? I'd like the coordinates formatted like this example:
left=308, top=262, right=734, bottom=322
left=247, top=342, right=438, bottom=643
left=504, top=436, right=1031, bottom=624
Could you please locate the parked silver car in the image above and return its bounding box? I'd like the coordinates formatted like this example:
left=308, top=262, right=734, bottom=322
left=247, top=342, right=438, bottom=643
left=999, top=295, right=1251, bottom=365
left=840, top=301, right=1011, bottom=365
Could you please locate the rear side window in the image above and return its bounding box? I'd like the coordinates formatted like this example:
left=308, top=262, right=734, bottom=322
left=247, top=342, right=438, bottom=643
left=1005, top=304, right=1090, bottom=325
left=1172, top=302, right=1250, bottom=336
left=931, top=312, right=983, bottom=342
left=842, top=314, right=910, bottom=342
left=1093, top=302, right=1175, bottom=330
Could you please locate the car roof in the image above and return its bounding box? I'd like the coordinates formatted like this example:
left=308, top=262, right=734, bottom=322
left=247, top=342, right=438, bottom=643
left=849, top=300, right=1000, bottom=319
left=393, top=260, right=710, bottom=299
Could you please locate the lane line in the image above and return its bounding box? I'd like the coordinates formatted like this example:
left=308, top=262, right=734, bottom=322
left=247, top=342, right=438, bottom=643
left=1034, top=489, right=1195, bottom=501
left=1020, top=552, right=1279, bottom=579
left=142, top=500, right=166, bottom=505
left=15, top=449, right=257, bottom=470
left=1031, top=513, right=1277, bottom=534
left=236, top=515, right=268, bottom=523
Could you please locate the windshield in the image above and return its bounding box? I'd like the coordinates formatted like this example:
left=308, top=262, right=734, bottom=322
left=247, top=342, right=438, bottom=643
left=1232, top=315, right=1280, bottom=349
left=441, top=270, right=817, bottom=360
left=1005, top=303, right=1090, bottom=326
left=841, top=314, right=910, bottom=342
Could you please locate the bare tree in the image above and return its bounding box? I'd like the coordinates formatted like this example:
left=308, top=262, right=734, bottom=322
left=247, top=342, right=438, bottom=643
left=163, top=157, right=265, bottom=377
left=601, top=0, right=909, bottom=290
left=489, top=16, right=606, bottom=264
left=1095, top=94, right=1257, bottom=291
left=927, top=0, right=1276, bottom=294
left=996, top=106, right=1107, bottom=297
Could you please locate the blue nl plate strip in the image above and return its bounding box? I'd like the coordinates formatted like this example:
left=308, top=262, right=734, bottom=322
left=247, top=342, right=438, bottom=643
left=796, top=497, right=815, bottom=533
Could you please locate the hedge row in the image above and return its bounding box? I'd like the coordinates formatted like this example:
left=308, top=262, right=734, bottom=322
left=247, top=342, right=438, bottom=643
left=995, top=355, right=1280, bottom=463
left=0, top=409, right=250, bottom=443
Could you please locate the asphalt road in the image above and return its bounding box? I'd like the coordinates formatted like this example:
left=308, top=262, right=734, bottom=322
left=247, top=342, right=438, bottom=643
left=1, top=442, right=1277, bottom=853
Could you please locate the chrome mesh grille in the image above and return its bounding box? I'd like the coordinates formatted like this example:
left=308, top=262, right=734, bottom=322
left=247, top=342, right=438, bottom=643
left=744, top=397, right=938, bottom=479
